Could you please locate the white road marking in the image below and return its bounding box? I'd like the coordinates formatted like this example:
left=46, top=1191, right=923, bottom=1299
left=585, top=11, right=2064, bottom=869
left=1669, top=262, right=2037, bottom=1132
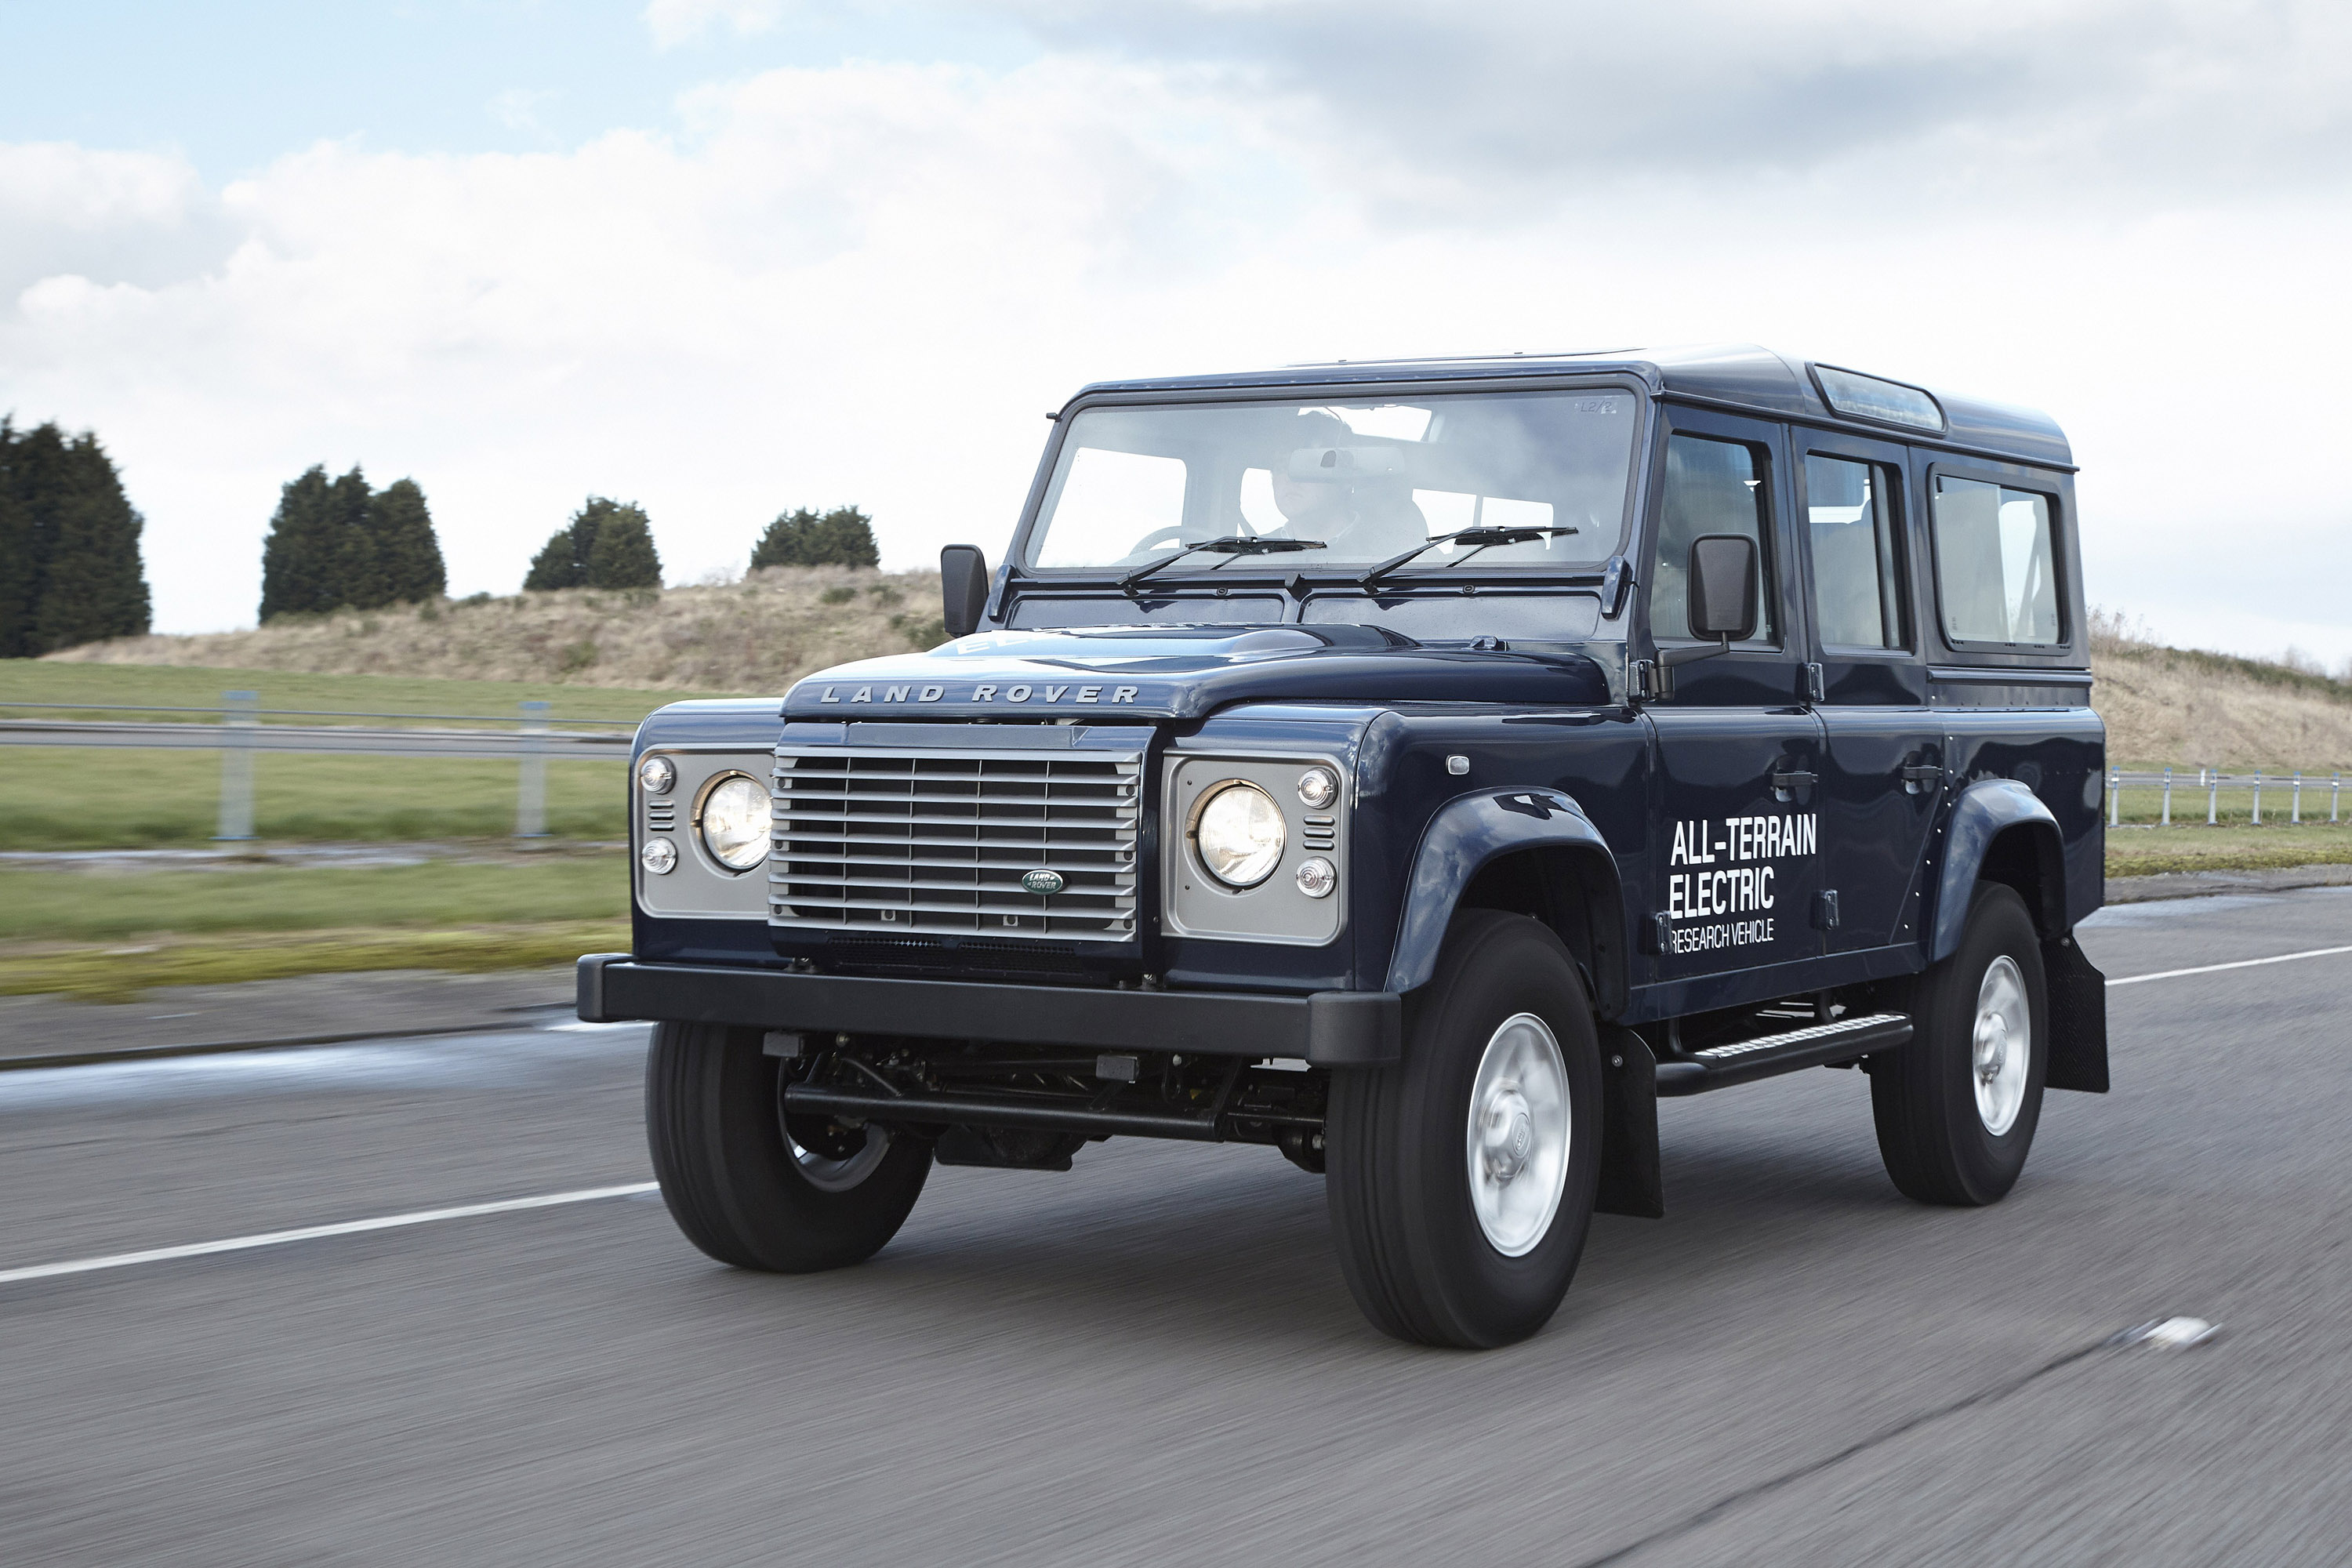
left=2108, top=943, right=2352, bottom=987
left=0, top=1181, right=659, bottom=1287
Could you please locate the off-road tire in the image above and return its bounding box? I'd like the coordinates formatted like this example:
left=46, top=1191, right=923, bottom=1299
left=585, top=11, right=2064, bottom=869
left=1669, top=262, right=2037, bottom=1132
left=1326, top=910, right=1603, bottom=1348
left=645, top=1022, right=931, bottom=1270
left=1871, top=884, right=2049, bottom=1206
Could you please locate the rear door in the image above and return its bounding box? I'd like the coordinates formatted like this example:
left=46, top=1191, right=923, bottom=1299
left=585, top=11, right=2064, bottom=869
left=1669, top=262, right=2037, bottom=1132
left=1641, top=408, right=1827, bottom=1000
left=1796, top=434, right=1941, bottom=953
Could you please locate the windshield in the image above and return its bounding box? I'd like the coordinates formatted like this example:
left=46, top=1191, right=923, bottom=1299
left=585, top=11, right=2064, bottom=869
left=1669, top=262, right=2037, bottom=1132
left=1024, top=390, right=1640, bottom=575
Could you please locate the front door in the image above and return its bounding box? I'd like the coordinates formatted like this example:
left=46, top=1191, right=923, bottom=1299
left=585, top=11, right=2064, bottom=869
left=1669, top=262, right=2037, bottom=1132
left=1795, top=435, right=1942, bottom=953
left=1641, top=408, right=1826, bottom=1005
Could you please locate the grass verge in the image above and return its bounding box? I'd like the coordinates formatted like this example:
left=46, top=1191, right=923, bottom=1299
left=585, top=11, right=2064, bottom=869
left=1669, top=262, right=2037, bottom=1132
left=0, top=658, right=728, bottom=725
left=0, top=922, right=625, bottom=1004
left=0, top=748, right=627, bottom=849
left=0, top=858, right=627, bottom=942
left=2104, top=822, right=2352, bottom=877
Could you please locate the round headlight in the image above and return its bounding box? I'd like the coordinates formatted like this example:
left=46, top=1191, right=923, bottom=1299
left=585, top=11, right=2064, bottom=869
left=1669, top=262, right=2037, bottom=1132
left=640, top=837, right=677, bottom=875
left=1192, top=781, right=1285, bottom=888
left=1297, top=767, right=1338, bottom=810
left=638, top=754, right=677, bottom=795
left=697, top=773, right=772, bottom=872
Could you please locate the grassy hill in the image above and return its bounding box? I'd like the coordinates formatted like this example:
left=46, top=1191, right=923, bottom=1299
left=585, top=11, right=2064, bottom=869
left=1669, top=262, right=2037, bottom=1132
left=2089, top=618, right=2352, bottom=771
left=39, top=571, right=2352, bottom=771
left=46, top=565, right=945, bottom=693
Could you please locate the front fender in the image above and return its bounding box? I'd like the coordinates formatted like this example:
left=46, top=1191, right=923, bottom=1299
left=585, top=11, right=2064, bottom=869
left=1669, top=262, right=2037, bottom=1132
left=1930, top=779, right=2066, bottom=960
left=1384, top=788, right=1628, bottom=1011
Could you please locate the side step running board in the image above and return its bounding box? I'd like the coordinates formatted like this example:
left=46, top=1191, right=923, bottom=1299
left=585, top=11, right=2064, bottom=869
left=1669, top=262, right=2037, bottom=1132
left=1653, top=1013, right=1911, bottom=1097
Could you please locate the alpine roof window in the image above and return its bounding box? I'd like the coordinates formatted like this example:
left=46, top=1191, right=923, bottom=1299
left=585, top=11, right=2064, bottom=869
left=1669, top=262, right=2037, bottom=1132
left=1811, top=365, right=1944, bottom=434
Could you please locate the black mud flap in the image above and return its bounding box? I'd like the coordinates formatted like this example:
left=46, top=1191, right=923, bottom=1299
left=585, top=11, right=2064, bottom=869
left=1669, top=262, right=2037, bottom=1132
left=1596, top=1027, right=1664, bottom=1218
left=2043, top=934, right=2110, bottom=1094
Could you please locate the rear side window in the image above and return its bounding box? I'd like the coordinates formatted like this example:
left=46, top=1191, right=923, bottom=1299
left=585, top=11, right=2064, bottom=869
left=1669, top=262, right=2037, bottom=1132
left=1932, top=476, right=2060, bottom=645
left=1806, top=455, right=1905, bottom=649
left=1651, top=434, right=1776, bottom=645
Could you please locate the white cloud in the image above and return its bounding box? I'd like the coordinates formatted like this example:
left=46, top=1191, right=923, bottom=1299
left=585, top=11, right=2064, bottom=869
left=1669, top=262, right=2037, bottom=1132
left=2, top=27, right=2349, bottom=662
left=643, top=0, right=789, bottom=49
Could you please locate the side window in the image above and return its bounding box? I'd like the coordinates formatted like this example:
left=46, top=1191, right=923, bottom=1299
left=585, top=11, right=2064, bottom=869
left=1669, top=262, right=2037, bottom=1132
left=1806, top=455, right=1906, bottom=649
left=1652, top=434, right=1775, bottom=645
left=1932, top=476, right=2060, bottom=645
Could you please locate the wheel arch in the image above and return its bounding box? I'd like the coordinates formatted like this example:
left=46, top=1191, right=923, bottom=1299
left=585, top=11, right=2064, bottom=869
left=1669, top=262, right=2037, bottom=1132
left=1383, top=789, right=1631, bottom=1018
left=1930, top=780, right=2067, bottom=961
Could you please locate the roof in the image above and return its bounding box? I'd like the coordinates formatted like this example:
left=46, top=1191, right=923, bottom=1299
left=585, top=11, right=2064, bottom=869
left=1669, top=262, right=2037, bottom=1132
left=1066, top=342, right=2073, bottom=470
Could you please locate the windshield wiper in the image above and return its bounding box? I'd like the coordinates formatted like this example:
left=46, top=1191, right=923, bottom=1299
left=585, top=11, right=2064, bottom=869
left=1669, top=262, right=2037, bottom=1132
left=1120, top=535, right=1326, bottom=590
left=1358, top=524, right=1579, bottom=586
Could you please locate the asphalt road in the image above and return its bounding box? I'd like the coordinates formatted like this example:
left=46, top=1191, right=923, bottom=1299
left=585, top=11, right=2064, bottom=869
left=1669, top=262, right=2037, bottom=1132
left=4, top=890, right=2350, bottom=1565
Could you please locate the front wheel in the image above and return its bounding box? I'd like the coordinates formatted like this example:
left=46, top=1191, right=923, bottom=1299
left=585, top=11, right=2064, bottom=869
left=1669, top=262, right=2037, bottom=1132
left=1326, top=911, right=1602, bottom=1348
left=645, top=1022, right=931, bottom=1271
left=1871, top=884, right=2049, bottom=1206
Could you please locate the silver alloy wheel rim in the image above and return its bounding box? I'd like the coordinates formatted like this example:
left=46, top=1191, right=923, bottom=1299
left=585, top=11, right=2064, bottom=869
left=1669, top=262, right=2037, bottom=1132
left=1972, top=954, right=2031, bottom=1137
left=788, top=1124, right=890, bottom=1192
left=1465, top=1011, right=1571, bottom=1258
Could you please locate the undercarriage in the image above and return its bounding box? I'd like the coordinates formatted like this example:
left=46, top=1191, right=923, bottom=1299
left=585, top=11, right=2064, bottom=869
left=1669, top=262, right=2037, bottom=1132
left=775, top=1035, right=1332, bottom=1173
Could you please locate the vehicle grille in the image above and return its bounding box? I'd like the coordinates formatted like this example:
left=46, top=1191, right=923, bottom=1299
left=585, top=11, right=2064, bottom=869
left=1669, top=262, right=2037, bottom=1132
left=770, top=746, right=1142, bottom=941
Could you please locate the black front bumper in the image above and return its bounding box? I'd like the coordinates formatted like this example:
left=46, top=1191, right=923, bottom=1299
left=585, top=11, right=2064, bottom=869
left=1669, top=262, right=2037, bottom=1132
left=576, top=955, right=1401, bottom=1067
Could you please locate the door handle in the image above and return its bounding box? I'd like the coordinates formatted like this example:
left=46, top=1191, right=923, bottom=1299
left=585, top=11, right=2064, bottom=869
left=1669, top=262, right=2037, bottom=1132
left=1900, top=764, right=1944, bottom=795
left=1771, top=769, right=1817, bottom=802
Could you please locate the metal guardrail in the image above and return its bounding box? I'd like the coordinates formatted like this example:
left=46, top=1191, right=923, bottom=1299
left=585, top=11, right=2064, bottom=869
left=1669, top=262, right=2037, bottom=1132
left=2107, top=768, right=2345, bottom=827
left=0, top=692, right=640, bottom=840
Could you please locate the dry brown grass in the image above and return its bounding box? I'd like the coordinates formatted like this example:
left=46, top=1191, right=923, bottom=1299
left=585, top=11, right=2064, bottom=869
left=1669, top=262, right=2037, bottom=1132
left=2089, top=611, right=2352, bottom=771
left=47, top=565, right=945, bottom=693
left=49, top=581, right=2352, bottom=771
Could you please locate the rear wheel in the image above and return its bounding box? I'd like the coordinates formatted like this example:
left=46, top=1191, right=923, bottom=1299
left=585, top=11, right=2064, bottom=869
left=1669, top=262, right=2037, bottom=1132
left=645, top=1022, right=931, bottom=1270
left=1326, top=910, right=1602, bottom=1347
left=1871, top=884, right=2049, bottom=1205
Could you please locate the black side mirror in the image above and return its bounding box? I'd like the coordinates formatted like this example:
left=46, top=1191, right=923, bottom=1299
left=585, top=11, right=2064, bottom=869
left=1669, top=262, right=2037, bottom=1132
left=1686, top=534, right=1759, bottom=642
left=940, top=545, right=989, bottom=640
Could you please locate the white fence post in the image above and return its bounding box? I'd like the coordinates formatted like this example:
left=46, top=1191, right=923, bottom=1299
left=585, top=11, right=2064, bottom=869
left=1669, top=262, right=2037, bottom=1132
left=2161, top=766, right=2172, bottom=826
left=2109, top=767, right=2122, bottom=827
left=516, top=700, right=550, bottom=839
left=2252, top=771, right=2263, bottom=826
left=213, top=690, right=258, bottom=840
left=2207, top=769, right=2219, bottom=825
left=2293, top=771, right=2303, bottom=824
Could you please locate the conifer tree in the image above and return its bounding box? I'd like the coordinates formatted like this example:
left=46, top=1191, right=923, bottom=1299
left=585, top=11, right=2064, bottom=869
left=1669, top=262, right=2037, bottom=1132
left=0, top=419, right=151, bottom=655
left=259, top=466, right=337, bottom=620
left=524, top=496, right=660, bottom=590
left=585, top=501, right=662, bottom=588
left=750, top=504, right=877, bottom=568
left=326, top=466, right=379, bottom=609
left=365, top=478, right=445, bottom=604
left=0, top=421, right=38, bottom=658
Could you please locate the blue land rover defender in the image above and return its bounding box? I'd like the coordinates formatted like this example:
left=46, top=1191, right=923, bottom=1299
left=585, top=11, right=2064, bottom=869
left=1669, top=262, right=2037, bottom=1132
left=583, top=344, right=2108, bottom=1348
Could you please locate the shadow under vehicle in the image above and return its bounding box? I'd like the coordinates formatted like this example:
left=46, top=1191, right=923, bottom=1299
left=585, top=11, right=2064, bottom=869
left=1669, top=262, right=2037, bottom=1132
left=582, top=343, right=2109, bottom=1347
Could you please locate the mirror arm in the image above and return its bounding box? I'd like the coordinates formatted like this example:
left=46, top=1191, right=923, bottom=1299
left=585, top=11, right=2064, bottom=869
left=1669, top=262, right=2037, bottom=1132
left=1658, top=633, right=1734, bottom=671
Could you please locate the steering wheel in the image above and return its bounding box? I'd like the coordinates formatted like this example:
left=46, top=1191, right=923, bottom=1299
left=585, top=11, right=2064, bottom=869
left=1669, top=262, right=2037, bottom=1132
left=1127, top=525, right=1192, bottom=557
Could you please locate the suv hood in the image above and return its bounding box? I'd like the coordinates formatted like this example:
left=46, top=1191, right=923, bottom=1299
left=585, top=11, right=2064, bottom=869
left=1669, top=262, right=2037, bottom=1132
left=781, top=623, right=1610, bottom=720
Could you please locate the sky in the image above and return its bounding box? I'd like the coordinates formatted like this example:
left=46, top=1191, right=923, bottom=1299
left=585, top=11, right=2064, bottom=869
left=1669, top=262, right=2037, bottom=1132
left=3, top=0, right=2349, bottom=662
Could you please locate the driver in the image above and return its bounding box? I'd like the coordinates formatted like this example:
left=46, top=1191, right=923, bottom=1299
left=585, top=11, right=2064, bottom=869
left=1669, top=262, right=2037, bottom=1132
left=1265, top=411, right=1427, bottom=557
